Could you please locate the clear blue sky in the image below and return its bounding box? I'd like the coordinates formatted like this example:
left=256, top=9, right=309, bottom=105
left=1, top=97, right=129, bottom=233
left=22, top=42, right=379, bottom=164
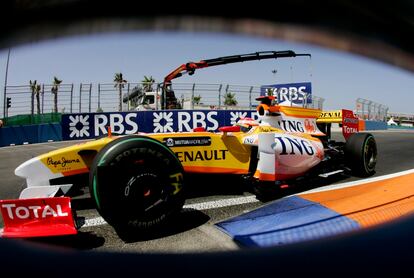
left=1, top=31, right=413, bottom=114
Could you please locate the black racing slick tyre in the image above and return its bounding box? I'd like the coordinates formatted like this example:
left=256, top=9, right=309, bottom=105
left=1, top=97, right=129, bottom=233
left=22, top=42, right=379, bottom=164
left=89, top=135, right=185, bottom=233
left=345, top=133, right=377, bottom=177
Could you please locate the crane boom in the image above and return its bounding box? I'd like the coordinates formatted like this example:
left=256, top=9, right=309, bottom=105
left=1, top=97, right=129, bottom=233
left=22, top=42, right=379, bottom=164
left=162, top=50, right=311, bottom=109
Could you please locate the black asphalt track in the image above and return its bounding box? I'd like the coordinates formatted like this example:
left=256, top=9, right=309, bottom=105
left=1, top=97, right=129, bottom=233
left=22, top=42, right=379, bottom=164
left=0, top=130, right=413, bottom=252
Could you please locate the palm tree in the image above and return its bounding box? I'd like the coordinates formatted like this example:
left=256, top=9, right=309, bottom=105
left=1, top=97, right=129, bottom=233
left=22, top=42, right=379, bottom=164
left=266, top=87, right=274, bottom=97
left=192, top=95, right=201, bottom=105
left=142, top=75, right=155, bottom=92
left=114, top=72, right=127, bottom=111
left=223, top=92, right=238, bottom=106
left=30, top=80, right=42, bottom=115
left=51, top=76, right=62, bottom=113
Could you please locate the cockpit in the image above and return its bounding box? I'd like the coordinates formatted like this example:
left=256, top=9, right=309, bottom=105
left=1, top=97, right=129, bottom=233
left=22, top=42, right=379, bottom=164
left=235, top=117, right=259, bottom=133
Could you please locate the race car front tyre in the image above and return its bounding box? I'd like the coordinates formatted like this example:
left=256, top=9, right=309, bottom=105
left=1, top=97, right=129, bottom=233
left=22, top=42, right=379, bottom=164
left=345, top=133, right=377, bottom=177
left=89, top=135, right=185, bottom=233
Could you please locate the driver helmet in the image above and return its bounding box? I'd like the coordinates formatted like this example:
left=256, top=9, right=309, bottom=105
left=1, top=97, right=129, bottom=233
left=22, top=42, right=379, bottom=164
left=236, top=117, right=259, bottom=132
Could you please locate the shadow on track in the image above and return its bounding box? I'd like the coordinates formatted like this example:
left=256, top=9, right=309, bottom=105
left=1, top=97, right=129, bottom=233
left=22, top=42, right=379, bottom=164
left=114, top=208, right=210, bottom=243
left=183, top=174, right=250, bottom=199
left=24, top=231, right=106, bottom=250
left=183, top=171, right=357, bottom=202
left=253, top=172, right=356, bottom=202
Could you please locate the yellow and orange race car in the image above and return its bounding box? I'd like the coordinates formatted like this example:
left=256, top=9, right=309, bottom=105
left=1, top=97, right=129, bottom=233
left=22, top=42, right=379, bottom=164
left=0, top=95, right=377, bottom=238
left=0, top=51, right=377, bottom=238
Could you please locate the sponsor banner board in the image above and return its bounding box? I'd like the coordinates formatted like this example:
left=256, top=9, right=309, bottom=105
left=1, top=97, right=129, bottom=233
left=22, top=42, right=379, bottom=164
left=61, top=110, right=258, bottom=140
left=260, top=82, right=312, bottom=104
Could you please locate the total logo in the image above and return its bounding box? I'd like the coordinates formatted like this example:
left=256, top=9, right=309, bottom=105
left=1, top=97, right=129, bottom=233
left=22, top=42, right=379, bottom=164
left=1, top=203, right=68, bottom=220
left=343, top=126, right=358, bottom=133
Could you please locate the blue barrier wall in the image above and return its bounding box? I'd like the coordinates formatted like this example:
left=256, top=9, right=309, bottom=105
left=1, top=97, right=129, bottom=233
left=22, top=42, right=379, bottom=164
left=0, top=113, right=389, bottom=147
left=61, top=110, right=257, bottom=141
left=0, top=124, right=62, bottom=147
left=364, top=121, right=388, bottom=131
left=388, top=125, right=414, bottom=130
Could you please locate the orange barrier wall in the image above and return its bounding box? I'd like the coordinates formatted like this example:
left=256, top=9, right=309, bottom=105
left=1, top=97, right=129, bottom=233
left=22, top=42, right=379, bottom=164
left=358, top=119, right=366, bottom=131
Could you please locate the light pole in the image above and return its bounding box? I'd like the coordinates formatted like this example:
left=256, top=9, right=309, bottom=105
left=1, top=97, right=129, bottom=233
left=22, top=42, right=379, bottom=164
left=3, top=48, right=11, bottom=119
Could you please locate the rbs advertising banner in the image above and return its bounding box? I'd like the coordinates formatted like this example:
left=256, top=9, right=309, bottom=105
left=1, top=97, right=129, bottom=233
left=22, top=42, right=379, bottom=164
left=61, top=110, right=257, bottom=140
left=260, top=82, right=312, bottom=104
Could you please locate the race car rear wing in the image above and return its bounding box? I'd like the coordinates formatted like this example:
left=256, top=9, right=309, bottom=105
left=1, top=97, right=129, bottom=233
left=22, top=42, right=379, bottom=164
left=317, top=109, right=360, bottom=140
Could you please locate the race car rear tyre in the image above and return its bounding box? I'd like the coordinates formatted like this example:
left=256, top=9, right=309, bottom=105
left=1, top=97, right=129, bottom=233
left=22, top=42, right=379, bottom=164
left=345, top=133, right=377, bottom=177
left=89, top=135, right=185, bottom=233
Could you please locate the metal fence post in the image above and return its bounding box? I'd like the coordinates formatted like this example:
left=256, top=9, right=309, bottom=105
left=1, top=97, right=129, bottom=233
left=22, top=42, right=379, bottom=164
left=2, top=94, right=4, bottom=119
left=368, top=101, right=372, bottom=120
left=97, top=83, right=101, bottom=111
left=218, top=84, right=222, bottom=109
left=303, top=93, right=307, bottom=108
left=70, top=83, right=73, bottom=113
left=88, top=83, right=92, bottom=113
left=2, top=88, right=5, bottom=119
left=154, top=83, right=158, bottom=110
left=31, top=88, right=34, bottom=116
left=41, top=84, right=44, bottom=114
left=362, top=100, right=366, bottom=119
left=127, top=83, right=130, bottom=111
left=249, top=86, right=253, bottom=109
left=191, top=83, right=195, bottom=110
left=79, top=83, right=82, bottom=113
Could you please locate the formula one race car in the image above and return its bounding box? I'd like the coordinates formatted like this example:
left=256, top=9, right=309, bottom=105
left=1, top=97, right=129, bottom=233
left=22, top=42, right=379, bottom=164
left=0, top=51, right=377, bottom=238
left=0, top=97, right=377, bottom=238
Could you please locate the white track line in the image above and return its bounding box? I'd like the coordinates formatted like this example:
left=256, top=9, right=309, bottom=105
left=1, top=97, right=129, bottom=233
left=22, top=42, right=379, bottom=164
left=83, top=168, right=414, bottom=228
left=83, top=196, right=259, bottom=228
left=301, top=168, right=414, bottom=194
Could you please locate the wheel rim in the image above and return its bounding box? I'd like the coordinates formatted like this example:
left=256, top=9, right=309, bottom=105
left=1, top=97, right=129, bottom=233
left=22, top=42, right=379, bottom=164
left=123, top=170, right=169, bottom=214
left=364, top=137, right=377, bottom=171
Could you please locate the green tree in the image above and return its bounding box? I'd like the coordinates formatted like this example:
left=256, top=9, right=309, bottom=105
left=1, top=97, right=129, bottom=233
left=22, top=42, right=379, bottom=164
left=266, top=88, right=274, bottom=97
left=223, top=92, right=238, bottom=106
left=51, top=76, right=62, bottom=113
left=30, top=80, right=42, bottom=115
left=114, top=72, right=127, bottom=112
left=142, top=75, right=155, bottom=92
left=192, top=95, right=201, bottom=105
